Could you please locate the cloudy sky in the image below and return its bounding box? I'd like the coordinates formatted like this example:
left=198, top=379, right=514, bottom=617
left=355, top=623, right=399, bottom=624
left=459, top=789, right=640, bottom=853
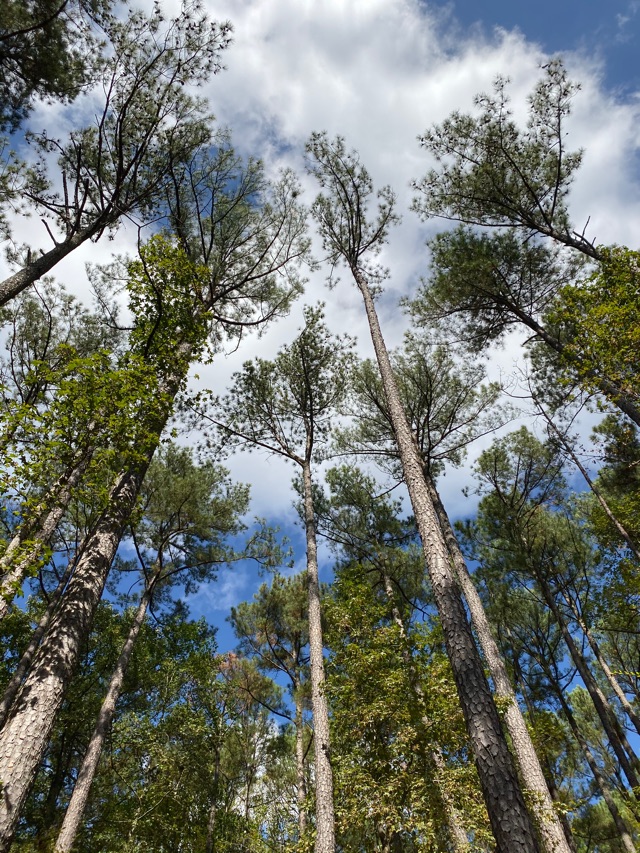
left=156, top=0, right=638, bottom=627
left=7, top=0, right=640, bottom=629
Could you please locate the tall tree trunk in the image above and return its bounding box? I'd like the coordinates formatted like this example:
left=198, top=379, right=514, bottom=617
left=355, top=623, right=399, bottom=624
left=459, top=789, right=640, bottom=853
left=552, top=680, right=636, bottom=853
left=560, top=589, right=640, bottom=736
left=424, top=474, right=573, bottom=853
left=302, top=458, right=335, bottom=853
left=295, top=687, right=308, bottom=839
left=352, top=265, right=540, bottom=853
left=0, top=466, right=146, bottom=852
left=54, top=577, right=156, bottom=852
left=205, top=746, right=221, bottom=853
left=380, top=570, right=470, bottom=851
left=0, top=447, right=93, bottom=619
left=537, top=574, right=640, bottom=794
left=0, top=554, right=76, bottom=730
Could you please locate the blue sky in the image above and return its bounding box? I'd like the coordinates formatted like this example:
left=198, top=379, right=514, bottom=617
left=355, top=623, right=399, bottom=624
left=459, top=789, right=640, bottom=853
left=5, top=0, right=640, bottom=648
left=450, top=0, right=640, bottom=94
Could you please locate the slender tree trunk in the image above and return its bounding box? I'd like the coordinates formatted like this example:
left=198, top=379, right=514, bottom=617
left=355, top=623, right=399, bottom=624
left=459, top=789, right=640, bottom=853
left=302, top=458, right=335, bottom=853
left=0, top=449, right=93, bottom=619
left=553, top=681, right=636, bottom=853
left=535, top=402, right=640, bottom=561
left=560, top=590, right=640, bottom=736
left=54, top=578, right=155, bottom=852
left=352, top=265, right=540, bottom=853
left=537, top=574, right=640, bottom=794
left=0, top=554, right=76, bottom=730
left=205, top=746, right=221, bottom=853
left=0, top=466, right=146, bottom=852
left=380, top=570, right=470, bottom=851
left=424, top=474, right=573, bottom=853
left=295, top=688, right=308, bottom=839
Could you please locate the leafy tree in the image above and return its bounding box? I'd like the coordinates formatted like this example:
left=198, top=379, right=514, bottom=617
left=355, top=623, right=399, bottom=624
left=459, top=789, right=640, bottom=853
left=0, top=141, right=306, bottom=848
left=207, top=304, right=356, bottom=853
left=306, top=131, right=544, bottom=853
left=0, top=0, right=113, bottom=130
left=0, top=1, right=232, bottom=306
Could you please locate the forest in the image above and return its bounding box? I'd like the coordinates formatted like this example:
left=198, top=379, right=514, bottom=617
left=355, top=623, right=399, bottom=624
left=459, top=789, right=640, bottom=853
left=0, top=0, right=639, bottom=851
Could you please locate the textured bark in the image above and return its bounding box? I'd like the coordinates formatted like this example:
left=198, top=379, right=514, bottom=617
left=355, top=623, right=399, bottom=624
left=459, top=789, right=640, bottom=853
left=0, top=447, right=92, bottom=619
left=353, top=266, right=539, bottom=853
left=0, top=224, right=102, bottom=307
left=0, top=554, right=76, bottom=730
left=0, top=467, right=145, bottom=852
left=54, top=581, right=154, bottom=852
left=425, top=475, right=573, bottom=853
left=302, top=459, right=335, bottom=853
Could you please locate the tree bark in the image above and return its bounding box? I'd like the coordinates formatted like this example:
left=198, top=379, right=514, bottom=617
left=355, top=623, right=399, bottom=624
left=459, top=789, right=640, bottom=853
left=380, top=570, right=470, bottom=852
left=352, top=265, right=540, bottom=853
left=54, top=578, right=155, bottom=852
left=295, top=688, right=308, bottom=839
left=0, top=447, right=92, bottom=619
left=424, top=474, right=573, bottom=853
left=0, top=554, right=76, bottom=730
left=302, top=459, right=335, bottom=853
left=0, top=467, right=145, bottom=852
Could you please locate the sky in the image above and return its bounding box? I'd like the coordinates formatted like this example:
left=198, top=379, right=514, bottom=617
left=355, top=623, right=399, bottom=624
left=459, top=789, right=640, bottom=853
left=5, top=0, right=640, bottom=641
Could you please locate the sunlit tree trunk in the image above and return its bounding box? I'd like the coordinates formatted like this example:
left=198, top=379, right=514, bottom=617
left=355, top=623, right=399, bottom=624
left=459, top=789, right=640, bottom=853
left=352, top=266, right=539, bottom=853
left=54, top=573, right=157, bottom=852
left=424, top=473, right=573, bottom=853
left=303, top=458, right=335, bottom=853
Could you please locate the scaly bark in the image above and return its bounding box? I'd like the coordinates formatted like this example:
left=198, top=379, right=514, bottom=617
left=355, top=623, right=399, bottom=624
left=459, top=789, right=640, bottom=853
left=425, top=474, right=573, bottom=853
left=54, top=573, right=157, bottom=852
left=0, top=467, right=146, bottom=851
left=352, top=265, right=540, bottom=853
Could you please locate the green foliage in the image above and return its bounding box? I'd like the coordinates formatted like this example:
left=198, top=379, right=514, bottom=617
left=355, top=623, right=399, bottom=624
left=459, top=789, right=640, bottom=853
left=213, top=303, right=356, bottom=465
left=412, top=60, right=589, bottom=256
left=0, top=0, right=113, bottom=130
left=547, top=246, right=640, bottom=409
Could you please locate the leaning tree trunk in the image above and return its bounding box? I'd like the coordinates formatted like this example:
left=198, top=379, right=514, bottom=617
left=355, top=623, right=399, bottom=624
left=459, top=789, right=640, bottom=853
left=54, top=574, right=157, bottom=853
left=536, top=573, right=640, bottom=795
left=0, top=446, right=93, bottom=619
left=551, top=675, right=637, bottom=853
left=424, top=474, right=573, bottom=853
left=0, top=554, right=77, bottom=730
left=352, top=265, right=540, bottom=853
left=0, top=466, right=147, bottom=852
left=302, top=457, right=335, bottom=853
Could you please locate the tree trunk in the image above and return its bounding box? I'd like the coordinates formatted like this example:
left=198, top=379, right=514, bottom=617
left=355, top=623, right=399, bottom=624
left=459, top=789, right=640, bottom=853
left=553, top=680, right=636, bottom=853
left=537, top=574, right=640, bottom=794
left=380, top=570, right=470, bottom=851
left=560, top=589, right=640, bottom=737
left=302, top=458, right=335, bottom=853
left=295, top=688, right=308, bottom=839
left=0, top=447, right=92, bottom=619
left=54, top=579, right=155, bottom=852
left=0, top=466, right=146, bottom=852
left=352, top=265, right=540, bottom=853
left=0, top=222, right=103, bottom=307
left=424, top=474, right=573, bottom=853
left=0, top=554, right=76, bottom=730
